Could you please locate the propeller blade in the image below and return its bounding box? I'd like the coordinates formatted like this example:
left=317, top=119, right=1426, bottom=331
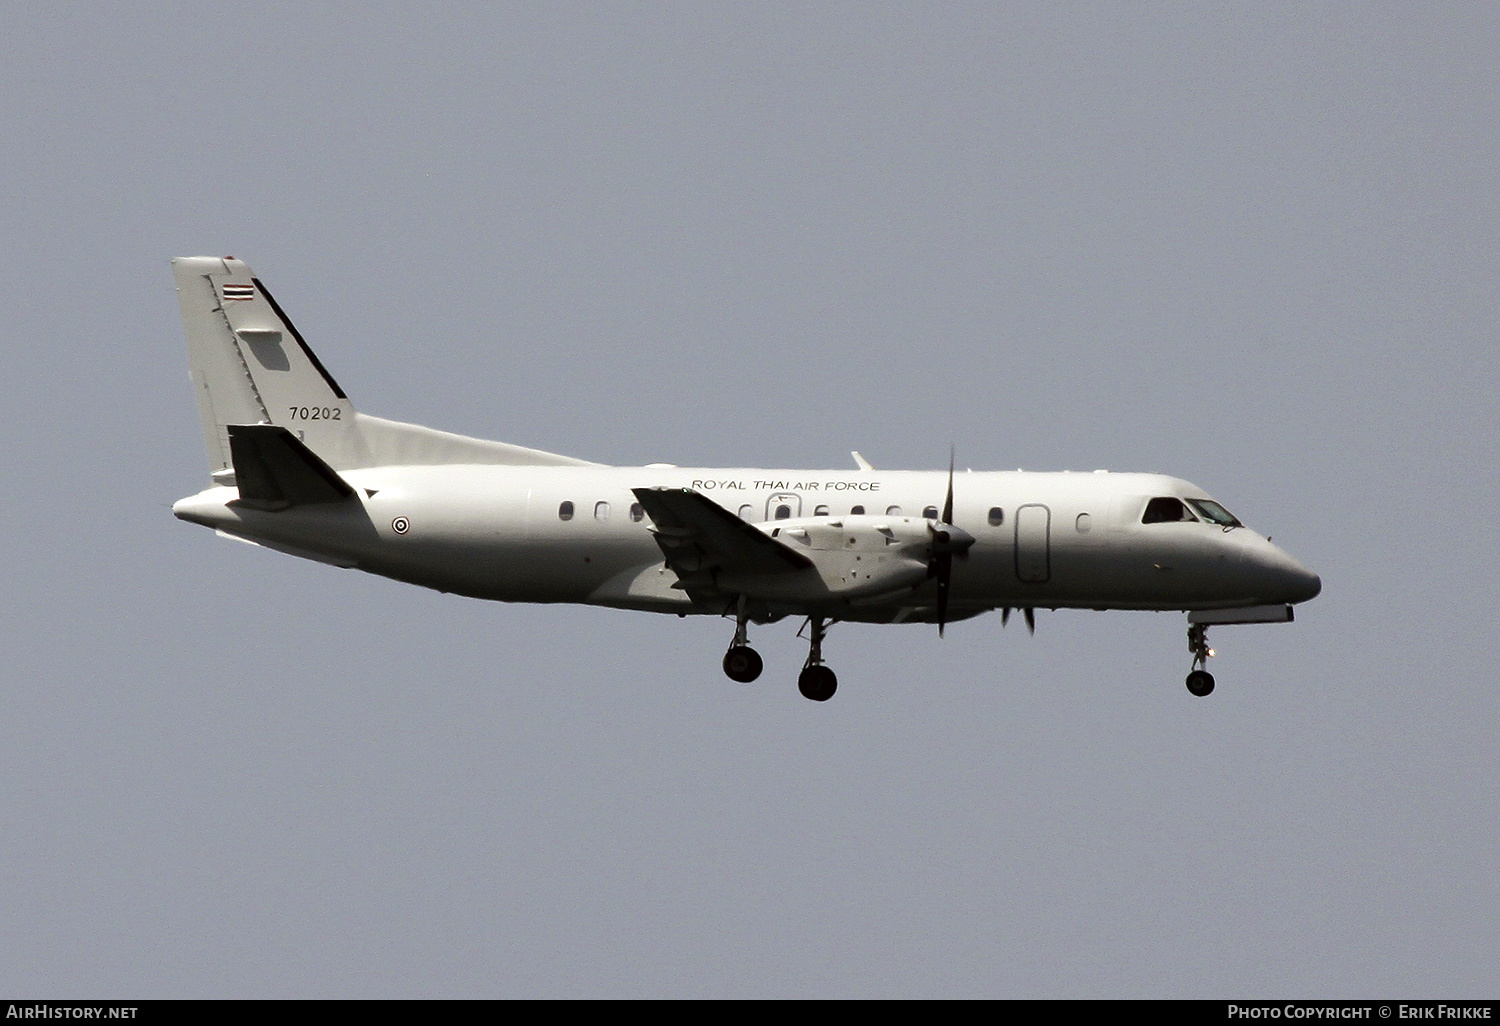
left=943, top=447, right=955, bottom=526
left=931, top=448, right=956, bottom=638
left=1023, top=606, right=1035, bottom=635
left=935, top=552, right=951, bottom=637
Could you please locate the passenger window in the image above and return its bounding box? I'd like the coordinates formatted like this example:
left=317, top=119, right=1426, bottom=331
left=775, top=504, right=792, bottom=520
left=629, top=503, right=644, bottom=522
left=885, top=505, right=903, bottom=517
left=558, top=501, right=574, bottom=521
left=923, top=505, right=939, bottom=519
left=814, top=504, right=830, bottom=516
left=1141, top=497, right=1195, bottom=523
left=595, top=501, right=610, bottom=521
left=1076, top=512, right=1092, bottom=533
left=738, top=504, right=753, bottom=521
left=987, top=507, right=1004, bottom=526
left=850, top=505, right=865, bottom=515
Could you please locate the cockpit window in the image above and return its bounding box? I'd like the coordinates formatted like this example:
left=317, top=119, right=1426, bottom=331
left=1141, top=497, right=1196, bottom=524
left=1185, top=498, right=1242, bottom=528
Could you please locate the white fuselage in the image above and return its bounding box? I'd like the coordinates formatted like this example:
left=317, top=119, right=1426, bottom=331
left=167, top=256, right=1322, bottom=698
left=174, top=464, right=1322, bottom=624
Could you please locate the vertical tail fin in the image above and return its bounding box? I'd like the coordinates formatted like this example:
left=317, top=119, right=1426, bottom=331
left=173, top=256, right=357, bottom=482
left=173, top=256, right=603, bottom=478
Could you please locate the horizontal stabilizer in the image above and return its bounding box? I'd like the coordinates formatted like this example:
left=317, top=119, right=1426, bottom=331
left=228, top=424, right=356, bottom=509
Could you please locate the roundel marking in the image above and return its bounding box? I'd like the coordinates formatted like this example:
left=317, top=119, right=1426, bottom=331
left=391, top=517, right=409, bottom=535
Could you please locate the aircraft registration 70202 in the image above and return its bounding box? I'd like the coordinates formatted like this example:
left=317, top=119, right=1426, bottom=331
left=170, top=257, right=1321, bottom=701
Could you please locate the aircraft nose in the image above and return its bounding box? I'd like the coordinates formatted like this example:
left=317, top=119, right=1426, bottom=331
left=1267, top=548, right=1321, bottom=604
left=1291, top=569, right=1322, bottom=603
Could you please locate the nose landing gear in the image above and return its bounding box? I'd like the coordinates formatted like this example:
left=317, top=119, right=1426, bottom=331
left=1186, top=623, right=1215, bottom=697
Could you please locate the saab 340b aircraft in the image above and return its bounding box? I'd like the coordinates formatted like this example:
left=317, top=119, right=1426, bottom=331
left=171, top=256, right=1320, bottom=701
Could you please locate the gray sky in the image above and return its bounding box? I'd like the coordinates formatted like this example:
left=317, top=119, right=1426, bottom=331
left=2, top=2, right=1496, bottom=998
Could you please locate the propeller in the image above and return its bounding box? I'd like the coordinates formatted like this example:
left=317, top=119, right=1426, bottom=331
left=928, top=448, right=972, bottom=637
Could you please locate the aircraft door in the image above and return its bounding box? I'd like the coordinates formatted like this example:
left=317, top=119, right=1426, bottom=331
left=766, top=493, right=802, bottom=521
left=1015, top=504, right=1051, bottom=583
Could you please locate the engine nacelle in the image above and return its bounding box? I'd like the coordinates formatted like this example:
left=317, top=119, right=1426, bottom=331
left=717, top=515, right=973, bottom=603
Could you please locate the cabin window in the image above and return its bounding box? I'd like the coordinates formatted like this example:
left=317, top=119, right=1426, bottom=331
left=595, top=501, right=610, bottom=521
left=629, top=503, right=644, bottom=522
left=885, top=505, right=903, bottom=517
left=558, top=501, right=574, bottom=521
left=1141, top=497, right=1195, bottom=523
left=923, top=505, right=939, bottom=520
left=739, top=504, right=754, bottom=521
left=850, top=505, right=865, bottom=515
left=774, top=504, right=793, bottom=520
left=1076, top=512, right=1092, bottom=533
left=814, top=504, right=830, bottom=516
left=987, top=506, right=1004, bottom=526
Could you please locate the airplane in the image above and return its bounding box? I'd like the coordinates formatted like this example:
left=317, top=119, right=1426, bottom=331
left=170, top=256, right=1321, bottom=702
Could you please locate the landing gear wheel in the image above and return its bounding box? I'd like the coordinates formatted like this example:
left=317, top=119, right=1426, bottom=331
left=1186, top=670, right=1215, bottom=697
left=722, top=645, right=763, bottom=683
left=798, top=665, right=838, bottom=702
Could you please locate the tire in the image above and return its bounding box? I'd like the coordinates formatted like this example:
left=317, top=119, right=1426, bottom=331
left=722, top=646, right=763, bottom=683
left=798, top=665, right=838, bottom=702
left=1186, top=670, right=1215, bottom=697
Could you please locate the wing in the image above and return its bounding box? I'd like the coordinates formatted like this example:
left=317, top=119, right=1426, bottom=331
left=631, top=487, right=811, bottom=598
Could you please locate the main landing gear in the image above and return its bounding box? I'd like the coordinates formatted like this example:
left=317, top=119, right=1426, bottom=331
left=722, top=599, right=763, bottom=683
left=722, top=645, right=763, bottom=683
left=797, top=616, right=837, bottom=702
left=1186, top=623, right=1215, bottom=697
left=718, top=605, right=837, bottom=701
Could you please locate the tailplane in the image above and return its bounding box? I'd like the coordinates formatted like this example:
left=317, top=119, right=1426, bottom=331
left=227, top=425, right=356, bottom=510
